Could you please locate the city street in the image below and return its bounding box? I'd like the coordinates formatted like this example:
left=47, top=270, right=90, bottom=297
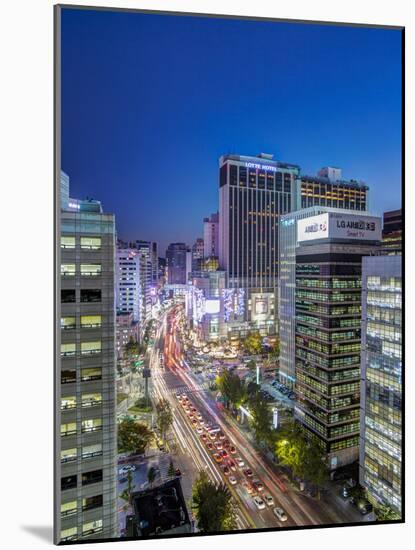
left=149, top=307, right=367, bottom=531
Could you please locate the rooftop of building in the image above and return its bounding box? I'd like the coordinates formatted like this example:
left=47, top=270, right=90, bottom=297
left=220, top=153, right=300, bottom=171
left=301, top=174, right=369, bottom=190
left=128, top=478, right=191, bottom=538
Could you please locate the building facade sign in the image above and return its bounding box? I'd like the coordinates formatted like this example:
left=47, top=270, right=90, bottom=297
left=297, top=212, right=381, bottom=243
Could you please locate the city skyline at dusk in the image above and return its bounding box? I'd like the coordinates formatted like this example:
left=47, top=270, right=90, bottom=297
left=61, top=9, right=402, bottom=254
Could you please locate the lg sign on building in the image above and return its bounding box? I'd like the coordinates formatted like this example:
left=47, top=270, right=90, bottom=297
left=297, top=212, right=382, bottom=243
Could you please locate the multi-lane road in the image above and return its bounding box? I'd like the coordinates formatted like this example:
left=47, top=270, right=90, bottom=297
left=149, top=306, right=364, bottom=531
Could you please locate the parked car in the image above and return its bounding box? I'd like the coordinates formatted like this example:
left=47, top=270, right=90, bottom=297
left=273, top=507, right=288, bottom=521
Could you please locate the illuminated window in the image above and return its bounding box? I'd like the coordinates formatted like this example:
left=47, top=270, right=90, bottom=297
left=81, top=341, right=101, bottom=355
left=61, top=422, right=77, bottom=437
left=81, top=236, right=101, bottom=250
left=82, top=519, right=103, bottom=536
left=81, top=315, right=102, bottom=328
left=61, top=316, right=76, bottom=330
left=61, top=500, right=77, bottom=517
left=81, top=264, right=101, bottom=276
left=61, top=264, right=76, bottom=276
left=81, top=367, right=101, bottom=381
left=61, top=396, right=76, bottom=410
left=81, top=393, right=102, bottom=407
left=61, top=236, right=75, bottom=249
left=82, top=443, right=102, bottom=459
left=61, top=527, right=77, bottom=542
left=81, top=418, right=102, bottom=433
left=61, top=343, right=76, bottom=357
left=61, top=448, right=77, bottom=463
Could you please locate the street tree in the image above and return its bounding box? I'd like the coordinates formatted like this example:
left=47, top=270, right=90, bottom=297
left=302, top=439, right=328, bottom=497
left=374, top=504, right=400, bottom=521
left=156, top=398, right=173, bottom=440
left=118, top=418, right=154, bottom=455
left=249, top=394, right=274, bottom=446
left=243, top=331, right=263, bottom=355
left=192, top=471, right=237, bottom=532
left=216, top=370, right=247, bottom=410
left=120, top=469, right=136, bottom=505
left=168, top=459, right=176, bottom=478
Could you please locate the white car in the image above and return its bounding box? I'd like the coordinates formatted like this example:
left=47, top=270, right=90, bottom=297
left=235, top=457, right=245, bottom=468
left=253, top=496, right=266, bottom=510
left=264, top=494, right=274, bottom=507
left=196, top=427, right=204, bottom=434
left=273, top=507, right=288, bottom=521
left=229, top=476, right=237, bottom=485
left=118, top=465, right=136, bottom=475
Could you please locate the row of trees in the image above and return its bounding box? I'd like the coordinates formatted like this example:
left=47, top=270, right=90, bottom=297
left=215, top=369, right=328, bottom=494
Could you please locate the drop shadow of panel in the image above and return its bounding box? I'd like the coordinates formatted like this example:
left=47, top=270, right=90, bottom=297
left=21, top=525, right=53, bottom=543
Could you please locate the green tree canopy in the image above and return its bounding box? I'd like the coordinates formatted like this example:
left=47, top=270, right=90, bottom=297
left=156, top=398, right=173, bottom=440
left=374, top=504, right=400, bottom=521
left=192, top=471, right=236, bottom=533
left=243, top=331, right=263, bottom=355
left=249, top=394, right=274, bottom=446
left=216, top=370, right=247, bottom=409
left=118, top=418, right=154, bottom=455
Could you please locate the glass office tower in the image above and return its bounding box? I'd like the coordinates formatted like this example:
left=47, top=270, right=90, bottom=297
left=57, top=171, right=117, bottom=543
left=360, top=255, right=402, bottom=514
left=293, top=212, right=381, bottom=469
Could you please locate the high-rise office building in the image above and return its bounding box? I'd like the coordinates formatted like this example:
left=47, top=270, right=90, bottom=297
left=203, top=212, right=219, bottom=258
left=219, top=153, right=300, bottom=337
left=166, top=243, right=187, bottom=284
left=360, top=255, right=402, bottom=514
left=279, top=200, right=370, bottom=389
left=57, top=171, right=117, bottom=543
left=300, top=169, right=369, bottom=211
left=192, top=238, right=204, bottom=271
left=293, top=211, right=381, bottom=469
left=382, top=209, right=402, bottom=255
left=116, top=247, right=141, bottom=322
left=158, top=257, right=166, bottom=283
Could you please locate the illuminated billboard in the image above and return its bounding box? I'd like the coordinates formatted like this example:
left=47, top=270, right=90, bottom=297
left=297, top=212, right=382, bottom=243
left=205, top=299, right=220, bottom=314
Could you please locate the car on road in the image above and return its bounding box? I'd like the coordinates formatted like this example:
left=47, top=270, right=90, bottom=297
left=206, top=442, right=214, bottom=451
left=222, top=439, right=230, bottom=449
left=253, top=496, right=266, bottom=510
left=218, top=431, right=226, bottom=440
left=273, top=507, right=287, bottom=521
left=243, top=468, right=253, bottom=478
left=118, top=465, right=136, bottom=475
left=241, top=480, right=254, bottom=494
left=213, top=453, right=223, bottom=463
left=196, top=427, right=204, bottom=434
left=264, top=494, right=274, bottom=507
left=191, top=419, right=198, bottom=426
left=214, top=441, right=223, bottom=450
left=227, top=459, right=237, bottom=472
left=221, top=465, right=230, bottom=476
left=175, top=468, right=182, bottom=477
left=235, top=457, right=245, bottom=468
left=199, top=419, right=205, bottom=425
left=200, top=433, right=208, bottom=441
left=252, top=480, right=264, bottom=492
left=229, top=475, right=237, bottom=485
left=229, top=445, right=237, bottom=455
left=219, top=449, right=229, bottom=459
left=196, top=413, right=203, bottom=420
left=208, top=432, right=217, bottom=441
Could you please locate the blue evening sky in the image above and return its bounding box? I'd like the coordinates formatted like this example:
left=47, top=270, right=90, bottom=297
left=61, top=8, right=402, bottom=255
